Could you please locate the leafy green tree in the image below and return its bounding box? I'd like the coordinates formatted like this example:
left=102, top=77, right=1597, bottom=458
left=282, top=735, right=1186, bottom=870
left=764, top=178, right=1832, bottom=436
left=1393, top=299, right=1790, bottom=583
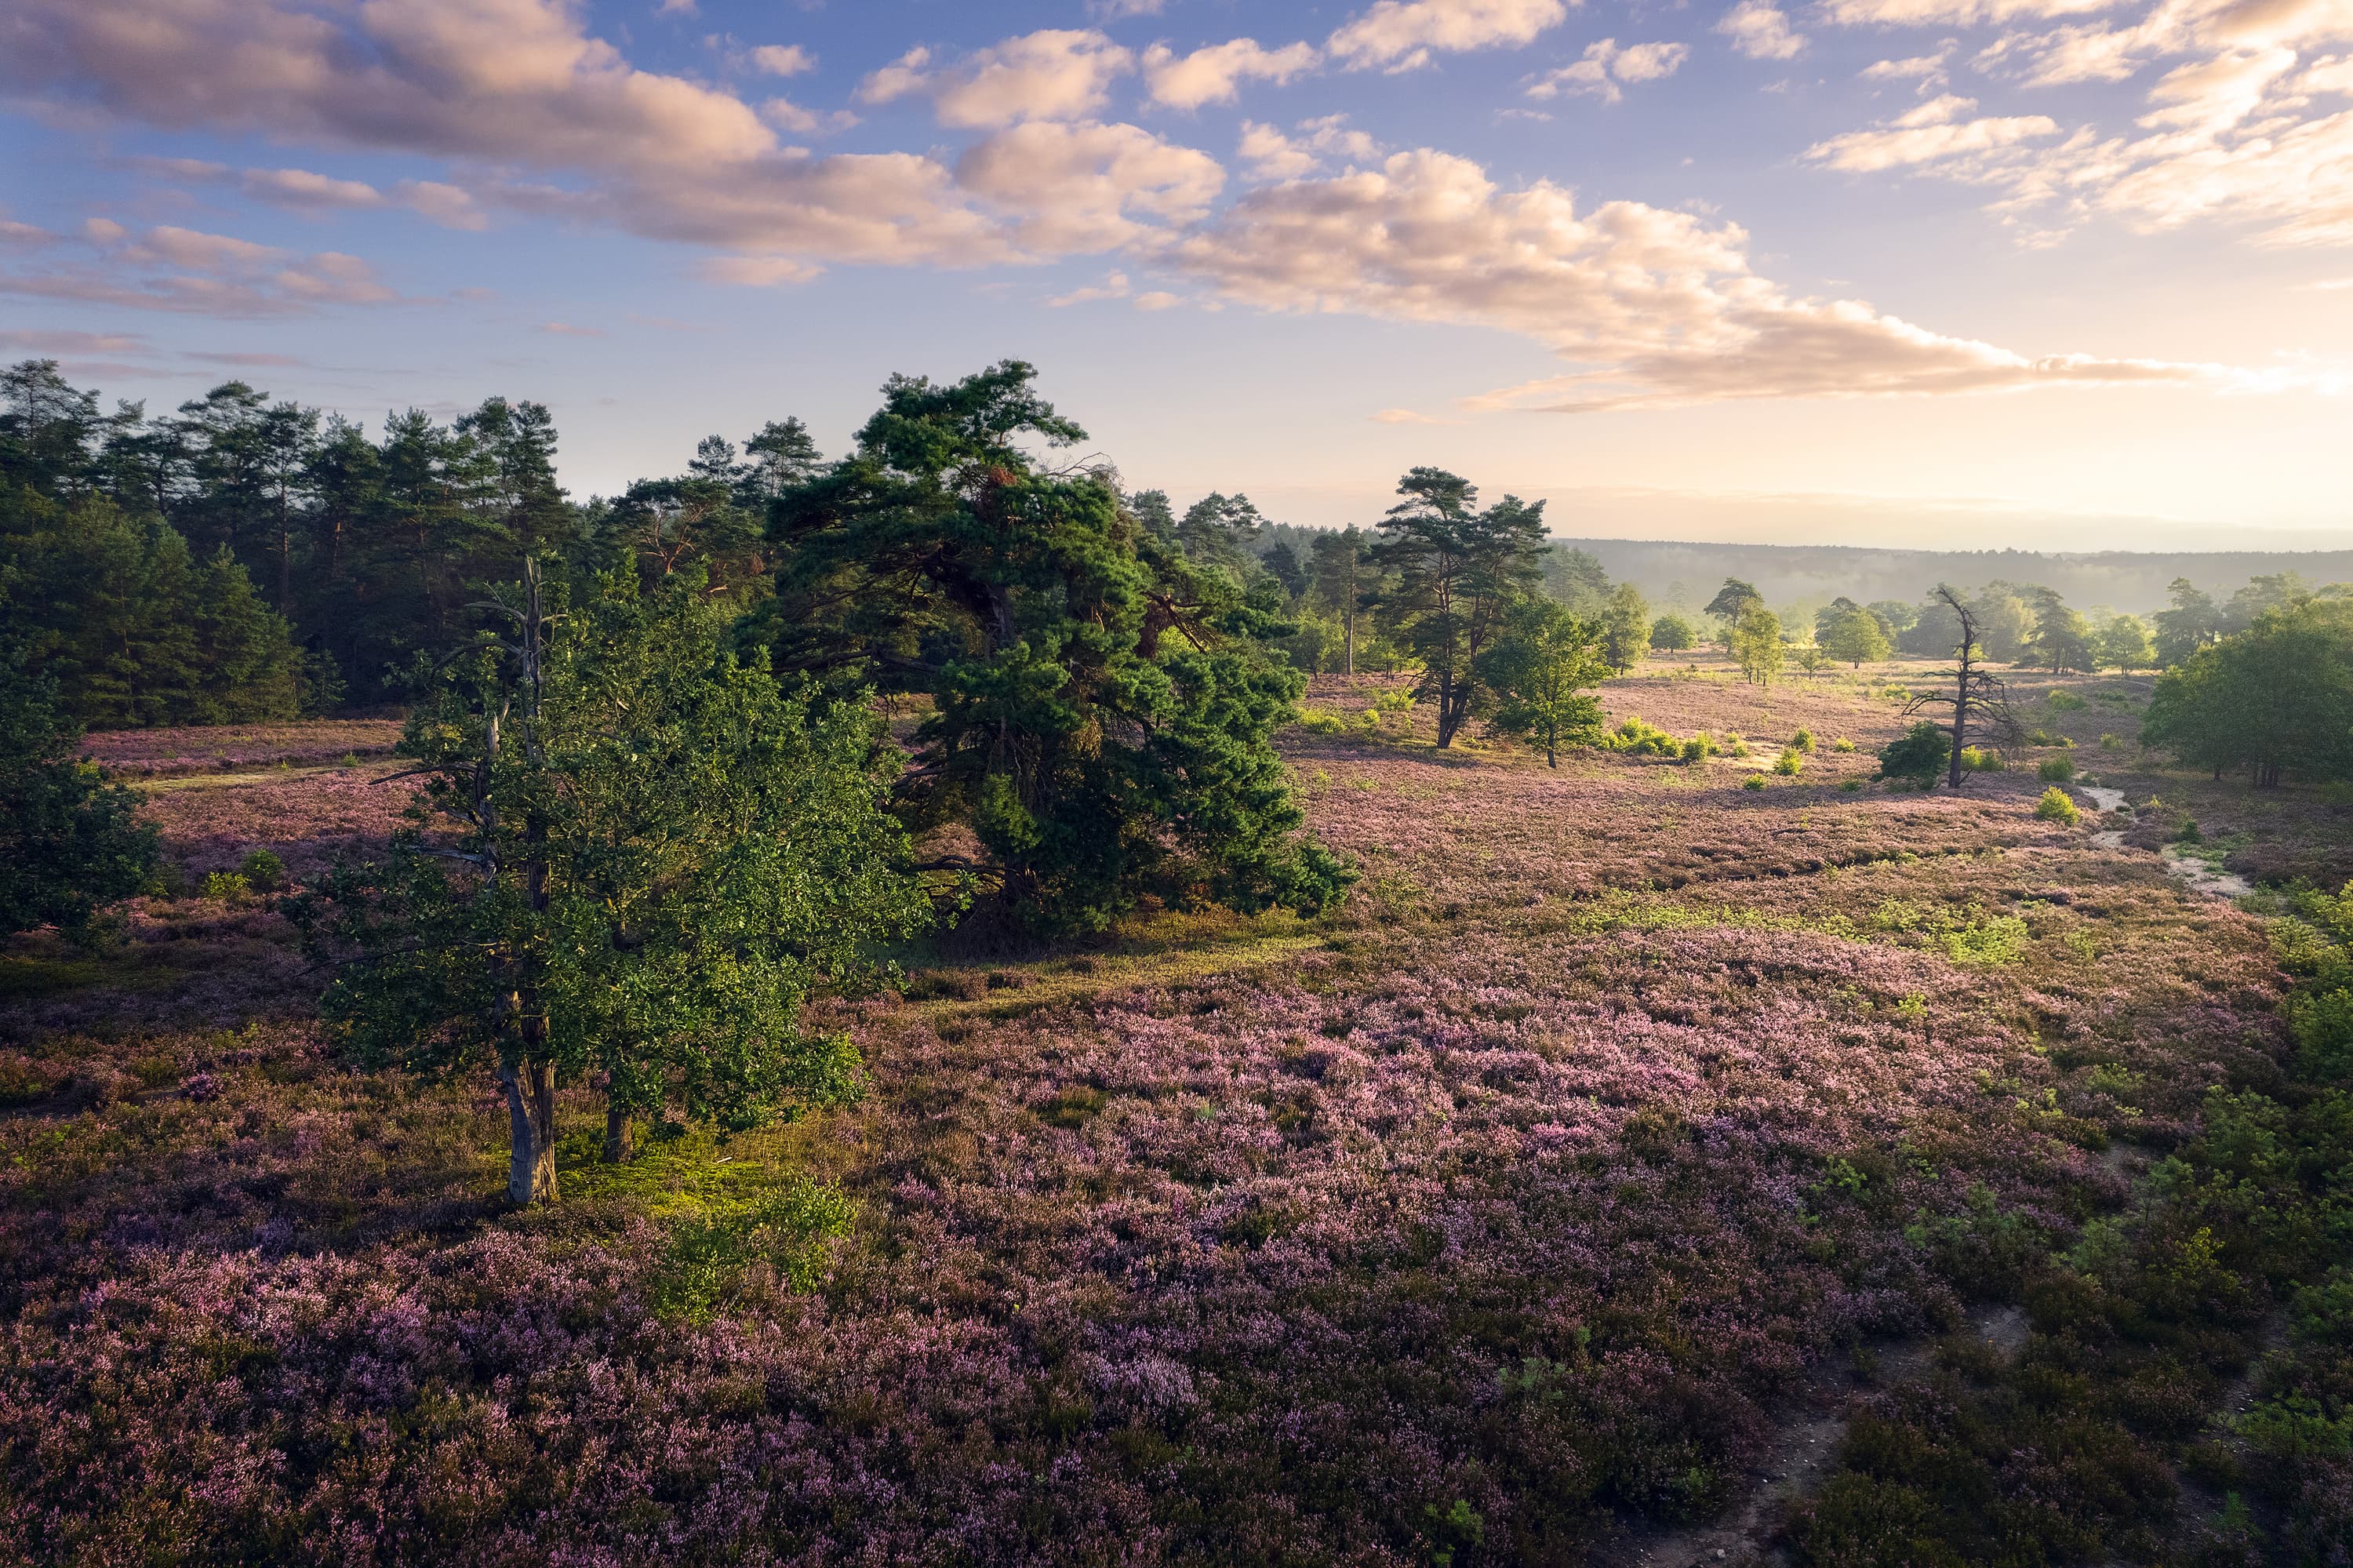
left=1649, top=613, right=1697, bottom=653
left=1969, top=584, right=2035, bottom=664
left=1175, top=492, right=1265, bottom=572
left=313, top=566, right=933, bottom=1202
left=1309, top=526, right=1373, bottom=676
left=2141, top=602, right=2353, bottom=788
left=0, top=658, right=158, bottom=937
left=2097, top=613, right=2155, bottom=674
left=1704, top=578, right=1762, bottom=622
left=1821, top=605, right=1892, bottom=667
left=749, top=361, right=1351, bottom=933
left=1866, top=599, right=1918, bottom=638
left=1729, top=602, right=1784, bottom=686
left=2154, top=577, right=2221, bottom=666
left=1476, top=598, right=1609, bottom=766
left=1263, top=541, right=1307, bottom=599
left=2026, top=590, right=2095, bottom=674
left=2223, top=572, right=2306, bottom=635
left=1598, top=582, right=1650, bottom=673
left=1371, top=467, right=1547, bottom=748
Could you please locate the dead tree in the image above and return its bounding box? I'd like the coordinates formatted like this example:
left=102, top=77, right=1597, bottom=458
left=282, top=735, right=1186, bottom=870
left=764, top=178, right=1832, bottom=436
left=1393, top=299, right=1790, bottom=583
left=1904, top=584, right=2019, bottom=789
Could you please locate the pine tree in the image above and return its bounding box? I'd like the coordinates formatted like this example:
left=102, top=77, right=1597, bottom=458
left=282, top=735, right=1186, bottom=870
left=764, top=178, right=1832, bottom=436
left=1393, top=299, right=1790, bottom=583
left=0, top=658, right=157, bottom=937
left=1371, top=467, right=1547, bottom=748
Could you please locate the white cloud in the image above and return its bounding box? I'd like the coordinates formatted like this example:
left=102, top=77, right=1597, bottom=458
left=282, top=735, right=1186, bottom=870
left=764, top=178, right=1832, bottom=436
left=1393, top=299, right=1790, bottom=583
left=1809, top=0, right=2353, bottom=248
left=759, top=97, right=859, bottom=137
left=1861, top=46, right=1956, bottom=88
left=1048, top=270, right=1130, bottom=306
left=396, top=179, right=489, bottom=230
left=1820, top=0, right=2126, bottom=22
left=1170, top=147, right=2199, bottom=409
left=858, top=30, right=1135, bottom=129
left=1142, top=38, right=1322, bottom=110
left=1370, top=407, right=1459, bottom=422
left=1718, top=1, right=1809, bottom=60
left=1528, top=39, right=1690, bottom=102
left=747, top=45, right=815, bottom=77
left=1327, top=0, right=1570, bottom=73
left=955, top=120, right=1224, bottom=253
left=1134, top=289, right=1182, bottom=308
left=537, top=320, right=604, bottom=336
left=1806, top=95, right=2061, bottom=169
left=241, top=166, right=384, bottom=211
left=0, top=218, right=399, bottom=315
left=1237, top=115, right=1384, bottom=179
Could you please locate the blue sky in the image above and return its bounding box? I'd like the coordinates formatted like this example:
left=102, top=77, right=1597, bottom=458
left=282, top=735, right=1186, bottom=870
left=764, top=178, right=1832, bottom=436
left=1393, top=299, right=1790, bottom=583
left=3, top=0, right=2350, bottom=547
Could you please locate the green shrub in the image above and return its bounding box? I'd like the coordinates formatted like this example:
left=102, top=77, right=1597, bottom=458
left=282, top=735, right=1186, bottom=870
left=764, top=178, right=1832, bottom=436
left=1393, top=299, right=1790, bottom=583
left=2038, top=756, right=2076, bottom=783
left=2098, top=732, right=2121, bottom=749
left=2035, top=786, right=2080, bottom=824
left=1773, top=748, right=1803, bottom=776
left=1831, top=737, right=1856, bottom=753
left=2173, top=817, right=2202, bottom=843
left=1678, top=737, right=1711, bottom=765
left=2320, top=780, right=2353, bottom=806
left=201, top=871, right=251, bottom=902
left=1959, top=747, right=2005, bottom=772
left=1295, top=708, right=1350, bottom=735
left=2047, top=690, right=2087, bottom=711
left=1742, top=773, right=1768, bottom=791
left=1878, top=721, right=1951, bottom=785
left=238, top=849, right=285, bottom=892
left=1841, top=779, right=1863, bottom=792
left=1791, top=728, right=1815, bottom=752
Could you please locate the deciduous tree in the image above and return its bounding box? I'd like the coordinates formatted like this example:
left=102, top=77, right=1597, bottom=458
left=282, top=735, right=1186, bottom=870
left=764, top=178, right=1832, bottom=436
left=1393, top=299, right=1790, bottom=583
left=1476, top=598, right=1608, bottom=766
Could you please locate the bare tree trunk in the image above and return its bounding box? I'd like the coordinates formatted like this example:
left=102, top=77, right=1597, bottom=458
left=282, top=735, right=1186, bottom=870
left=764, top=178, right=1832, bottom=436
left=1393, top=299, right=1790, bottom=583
left=1344, top=609, right=1355, bottom=678
left=501, top=1059, right=558, bottom=1204
left=604, top=1100, right=634, bottom=1164
left=1947, top=643, right=1973, bottom=790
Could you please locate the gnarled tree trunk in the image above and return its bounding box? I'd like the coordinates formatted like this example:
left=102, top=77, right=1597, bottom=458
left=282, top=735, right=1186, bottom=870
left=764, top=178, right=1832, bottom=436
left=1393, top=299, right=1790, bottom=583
left=500, top=1059, right=558, bottom=1205
left=604, top=1100, right=634, bottom=1164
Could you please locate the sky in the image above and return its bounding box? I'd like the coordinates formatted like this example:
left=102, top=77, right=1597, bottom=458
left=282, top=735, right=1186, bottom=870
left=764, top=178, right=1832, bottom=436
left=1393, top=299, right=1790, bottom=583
left=2, top=0, right=2351, bottom=549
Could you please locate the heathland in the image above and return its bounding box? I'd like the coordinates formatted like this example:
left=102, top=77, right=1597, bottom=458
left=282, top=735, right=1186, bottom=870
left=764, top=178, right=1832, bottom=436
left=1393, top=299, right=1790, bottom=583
left=4, top=653, right=2348, bottom=1565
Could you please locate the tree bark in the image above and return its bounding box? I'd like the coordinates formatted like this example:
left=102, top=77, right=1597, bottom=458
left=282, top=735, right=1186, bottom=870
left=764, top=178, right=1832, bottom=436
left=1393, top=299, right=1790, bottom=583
left=1344, top=608, right=1355, bottom=677
left=500, top=1059, right=558, bottom=1204
left=604, top=1099, right=634, bottom=1164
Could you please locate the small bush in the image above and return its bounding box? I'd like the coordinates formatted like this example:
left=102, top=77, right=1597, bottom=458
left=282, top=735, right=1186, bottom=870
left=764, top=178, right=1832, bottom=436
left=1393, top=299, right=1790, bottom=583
left=1678, top=737, right=1711, bottom=765
left=238, top=849, right=285, bottom=892
left=1959, top=747, right=2005, bottom=773
left=2173, top=817, right=2202, bottom=844
left=2038, top=757, right=2076, bottom=784
left=1742, top=773, right=1768, bottom=791
left=1791, top=729, right=1816, bottom=752
left=2035, top=786, right=2081, bottom=824
left=1773, top=748, right=1803, bottom=777
left=2099, top=732, right=2121, bottom=749
left=1841, top=779, right=1864, bottom=792
left=2319, top=780, right=2353, bottom=806
left=1878, top=721, right=1951, bottom=786
left=202, top=871, right=252, bottom=903
left=1831, top=737, right=1856, bottom=753
left=2047, top=690, right=2087, bottom=711
left=1295, top=708, right=1350, bottom=735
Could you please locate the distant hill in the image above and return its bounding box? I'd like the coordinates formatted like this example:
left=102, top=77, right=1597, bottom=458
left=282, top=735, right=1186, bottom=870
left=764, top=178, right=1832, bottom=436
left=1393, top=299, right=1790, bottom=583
left=1547, top=539, right=2353, bottom=615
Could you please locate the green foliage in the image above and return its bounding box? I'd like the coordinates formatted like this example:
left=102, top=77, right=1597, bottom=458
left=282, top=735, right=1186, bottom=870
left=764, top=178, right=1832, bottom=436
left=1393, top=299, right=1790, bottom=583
left=1598, top=582, right=1650, bottom=673
left=2143, top=600, right=2353, bottom=788
left=2038, top=756, right=2077, bottom=783
left=0, top=485, right=304, bottom=728
left=1729, top=602, right=1784, bottom=687
left=202, top=871, right=251, bottom=902
left=310, top=569, right=936, bottom=1201
left=238, top=849, right=284, bottom=892
left=1878, top=721, right=1952, bottom=786
left=1475, top=598, right=1609, bottom=766
left=1958, top=746, right=2004, bottom=772
left=1791, top=728, right=1815, bottom=751
left=0, top=660, right=158, bottom=936
left=1742, top=773, right=1767, bottom=791
left=2046, top=689, right=2088, bottom=711
left=2035, top=785, right=2081, bottom=824
left=1648, top=613, right=1697, bottom=653
left=749, top=362, right=1351, bottom=934
left=1832, top=737, right=1856, bottom=753
left=1773, top=748, right=1804, bottom=776
left=1371, top=467, right=1549, bottom=748
left=648, top=1173, right=854, bottom=1321
left=1821, top=604, right=1893, bottom=667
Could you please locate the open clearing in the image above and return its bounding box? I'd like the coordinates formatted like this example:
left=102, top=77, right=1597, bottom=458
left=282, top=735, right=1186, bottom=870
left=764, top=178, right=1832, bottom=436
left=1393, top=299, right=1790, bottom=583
left=1, top=659, right=2338, bottom=1563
